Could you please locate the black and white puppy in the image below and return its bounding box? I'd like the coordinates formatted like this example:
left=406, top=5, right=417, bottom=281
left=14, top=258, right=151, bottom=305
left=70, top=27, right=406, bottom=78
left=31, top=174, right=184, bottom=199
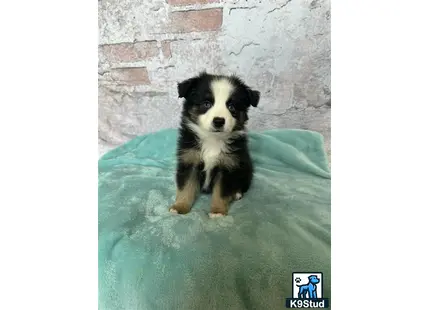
left=169, top=72, right=260, bottom=217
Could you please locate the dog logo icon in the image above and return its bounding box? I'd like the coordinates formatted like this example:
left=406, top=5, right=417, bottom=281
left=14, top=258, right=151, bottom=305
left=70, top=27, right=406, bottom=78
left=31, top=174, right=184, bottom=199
left=295, top=274, right=320, bottom=298
left=286, top=272, right=329, bottom=308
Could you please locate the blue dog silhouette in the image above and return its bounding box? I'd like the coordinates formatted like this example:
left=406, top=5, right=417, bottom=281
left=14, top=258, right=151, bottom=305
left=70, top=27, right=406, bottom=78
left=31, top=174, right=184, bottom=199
left=296, top=275, right=320, bottom=299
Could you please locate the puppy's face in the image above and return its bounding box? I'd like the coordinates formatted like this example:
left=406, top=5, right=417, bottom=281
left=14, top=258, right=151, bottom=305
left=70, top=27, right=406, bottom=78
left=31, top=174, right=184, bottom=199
left=178, top=72, right=260, bottom=133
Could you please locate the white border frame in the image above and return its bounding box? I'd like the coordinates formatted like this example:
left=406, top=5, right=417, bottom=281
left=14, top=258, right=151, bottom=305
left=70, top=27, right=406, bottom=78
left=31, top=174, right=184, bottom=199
left=0, top=0, right=429, bottom=309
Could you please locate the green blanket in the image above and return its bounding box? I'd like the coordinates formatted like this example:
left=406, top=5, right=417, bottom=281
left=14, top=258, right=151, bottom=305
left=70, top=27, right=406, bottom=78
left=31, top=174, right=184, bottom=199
left=98, top=128, right=331, bottom=310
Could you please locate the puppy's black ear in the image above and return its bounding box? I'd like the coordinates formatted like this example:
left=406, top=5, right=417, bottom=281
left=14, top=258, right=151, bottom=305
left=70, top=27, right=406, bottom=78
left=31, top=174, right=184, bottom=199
left=178, top=71, right=208, bottom=99
left=248, top=89, right=260, bottom=107
left=177, top=77, right=198, bottom=99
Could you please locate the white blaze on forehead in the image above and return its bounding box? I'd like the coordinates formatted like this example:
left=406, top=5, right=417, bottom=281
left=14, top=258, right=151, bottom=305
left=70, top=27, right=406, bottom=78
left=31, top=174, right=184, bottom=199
left=198, top=78, right=236, bottom=133
left=210, top=78, right=234, bottom=110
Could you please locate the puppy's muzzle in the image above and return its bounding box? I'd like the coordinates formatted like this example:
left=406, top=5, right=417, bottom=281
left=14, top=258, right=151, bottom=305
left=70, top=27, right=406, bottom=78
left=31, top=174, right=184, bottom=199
left=212, top=117, right=225, bottom=130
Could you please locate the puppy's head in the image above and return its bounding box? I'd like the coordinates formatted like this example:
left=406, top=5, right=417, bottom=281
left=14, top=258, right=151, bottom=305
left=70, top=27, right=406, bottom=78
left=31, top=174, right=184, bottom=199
left=177, top=72, right=260, bottom=133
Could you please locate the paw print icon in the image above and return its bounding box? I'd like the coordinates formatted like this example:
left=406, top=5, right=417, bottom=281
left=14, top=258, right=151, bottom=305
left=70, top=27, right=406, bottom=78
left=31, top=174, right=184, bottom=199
left=295, top=277, right=301, bottom=283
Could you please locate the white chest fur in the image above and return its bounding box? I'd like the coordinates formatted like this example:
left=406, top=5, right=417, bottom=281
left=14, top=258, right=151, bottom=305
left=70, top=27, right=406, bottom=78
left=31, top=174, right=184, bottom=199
left=187, top=123, right=231, bottom=190
left=200, top=133, right=230, bottom=189
left=201, top=135, right=228, bottom=171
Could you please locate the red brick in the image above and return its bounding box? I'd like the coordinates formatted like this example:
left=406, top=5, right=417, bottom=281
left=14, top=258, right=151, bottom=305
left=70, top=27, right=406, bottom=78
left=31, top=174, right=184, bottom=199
left=109, top=68, right=150, bottom=85
left=168, top=0, right=220, bottom=5
left=169, top=9, right=222, bottom=33
left=161, top=41, right=172, bottom=58
left=101, top=41, right=158, bottom=63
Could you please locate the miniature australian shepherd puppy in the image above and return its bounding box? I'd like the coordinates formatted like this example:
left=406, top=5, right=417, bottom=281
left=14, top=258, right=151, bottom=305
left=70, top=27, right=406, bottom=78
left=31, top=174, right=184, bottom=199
left=169, top=71, right=260, bottom=218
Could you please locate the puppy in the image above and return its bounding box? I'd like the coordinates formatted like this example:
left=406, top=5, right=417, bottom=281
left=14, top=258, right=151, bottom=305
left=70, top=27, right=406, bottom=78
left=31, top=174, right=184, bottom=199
left=169, top=72, right=260, bottom=217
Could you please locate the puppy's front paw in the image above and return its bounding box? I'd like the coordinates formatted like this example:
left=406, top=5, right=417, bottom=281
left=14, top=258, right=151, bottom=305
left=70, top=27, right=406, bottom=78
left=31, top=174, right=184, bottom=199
left=209, top=212, right=225, bottom=219
left=234, top=192, right=243, bottom=200
left=169, top=204, right=190, bottom=215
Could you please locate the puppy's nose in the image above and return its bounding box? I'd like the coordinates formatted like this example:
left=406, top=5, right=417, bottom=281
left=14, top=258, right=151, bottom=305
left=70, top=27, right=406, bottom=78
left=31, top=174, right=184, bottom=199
left=212, top=117, right=225, bottom=128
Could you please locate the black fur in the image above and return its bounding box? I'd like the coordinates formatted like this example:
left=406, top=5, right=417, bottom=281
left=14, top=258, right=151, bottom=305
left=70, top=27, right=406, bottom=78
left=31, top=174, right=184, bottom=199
left=175, top=72, right=260, bottom=211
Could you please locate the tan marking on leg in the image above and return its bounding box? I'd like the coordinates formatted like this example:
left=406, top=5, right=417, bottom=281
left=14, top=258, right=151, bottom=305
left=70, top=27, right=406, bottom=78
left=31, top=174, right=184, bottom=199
left=209, top=175, right=233, bottom=217
left=169, top=168, right=199, bottom=215
left=178, top=149, right=201, bottom=165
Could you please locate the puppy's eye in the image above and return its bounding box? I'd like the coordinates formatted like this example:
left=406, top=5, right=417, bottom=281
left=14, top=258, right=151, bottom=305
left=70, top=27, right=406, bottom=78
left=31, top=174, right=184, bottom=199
left=203, top=101, right=212, bottom=108
left=228, top=104, right=236, bottom=112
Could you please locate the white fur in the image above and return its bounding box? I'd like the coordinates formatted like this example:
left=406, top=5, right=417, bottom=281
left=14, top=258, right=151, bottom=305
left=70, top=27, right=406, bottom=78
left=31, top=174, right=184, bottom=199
left=198, top=79, right=236, bottom=133
left=234, top=192, right=242, bottom=200
left=209, top=213, right=224, bottom=218
left=169, top=208, right=178, bottom=214
left=200, top=135, right=225, bottom=189
left=187, top=122, right=231, bottom=190
left=187, top=123, right=245, bottom=189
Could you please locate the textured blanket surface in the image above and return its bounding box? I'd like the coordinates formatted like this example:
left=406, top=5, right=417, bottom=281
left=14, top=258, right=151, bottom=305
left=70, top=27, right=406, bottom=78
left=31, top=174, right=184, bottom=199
left=98, top=128, right=331, bottom=310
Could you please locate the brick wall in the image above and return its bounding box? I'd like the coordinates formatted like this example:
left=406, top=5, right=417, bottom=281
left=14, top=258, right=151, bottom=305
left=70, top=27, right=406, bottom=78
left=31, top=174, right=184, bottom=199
left=98, top=0, right=331, bottom=159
